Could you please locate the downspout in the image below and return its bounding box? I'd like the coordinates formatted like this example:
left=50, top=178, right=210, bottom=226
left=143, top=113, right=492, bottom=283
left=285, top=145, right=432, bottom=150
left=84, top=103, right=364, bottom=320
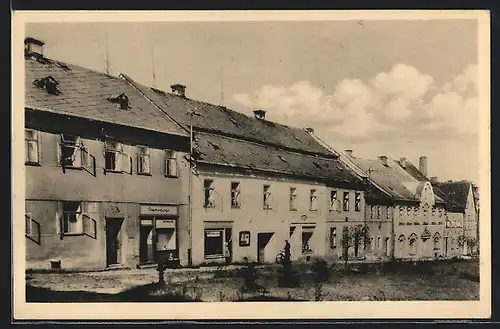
left=187, top=112, right=194, bottom=266
left=391, top=202, right=395, bottom=260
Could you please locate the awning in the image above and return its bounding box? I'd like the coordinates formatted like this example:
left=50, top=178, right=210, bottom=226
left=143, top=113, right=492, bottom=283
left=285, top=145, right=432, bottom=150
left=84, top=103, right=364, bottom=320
left=204, top=221, right=233, bottom=229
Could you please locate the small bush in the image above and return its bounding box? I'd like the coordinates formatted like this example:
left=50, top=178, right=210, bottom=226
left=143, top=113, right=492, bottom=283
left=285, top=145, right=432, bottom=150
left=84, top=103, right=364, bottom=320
left=311, top=259, right=330, bottom=283
left=277, top=263, right=301, bottom=288
left=239, top=262, right=265, bottom=294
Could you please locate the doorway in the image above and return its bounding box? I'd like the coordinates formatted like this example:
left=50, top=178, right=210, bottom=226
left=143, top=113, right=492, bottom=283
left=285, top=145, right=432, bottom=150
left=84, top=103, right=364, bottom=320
left=257, top=232, right=274, bottom=263
left=106, top=218, right=123, bottom=266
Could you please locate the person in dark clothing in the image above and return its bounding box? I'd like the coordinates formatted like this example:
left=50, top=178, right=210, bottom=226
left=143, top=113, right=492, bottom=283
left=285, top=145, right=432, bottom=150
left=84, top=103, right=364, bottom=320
left=284, top=240, right=291, bottom=264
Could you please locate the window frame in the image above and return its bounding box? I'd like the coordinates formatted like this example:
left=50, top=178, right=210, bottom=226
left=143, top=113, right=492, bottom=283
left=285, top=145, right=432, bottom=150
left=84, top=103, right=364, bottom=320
left=204, top=229, right=225, bottom=259
left=289, top=187, right=298, bottom=211
left=25, top=129, right=40, bottom=165
left=59, top=134, right=88, bottom=169
left=309, top=189, right=318, bottom=211
left=343, top=191, right=350, bottom=211
left=203, top=179, right=216, bottom=208
left=60, top=201, right=84, bottom=236
left=136, top=145, right=151, bottom=175
left=330, top=190, right=340, bottom=212
left=164, top=150, right=179, bottom=178
left=329, top=227, right=337, bottom=249
left=354, top=192, right=361, bottom=212
left=104, top=140, right=131, bottom=174
left=230, top=182, right=241, bottom=208
left=263, top=185, right=272, bottom=210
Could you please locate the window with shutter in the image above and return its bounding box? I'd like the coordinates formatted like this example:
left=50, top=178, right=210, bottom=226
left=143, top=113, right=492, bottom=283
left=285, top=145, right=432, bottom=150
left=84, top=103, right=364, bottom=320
left=204, top=179, right=215, bottom=208
left=136, top=145, right=151, bottom=174
left=309, top=189, right=317, bottom=211
left=330, top=191, right=340, bottom=212
left=263, top=185, right=271, bottom=209
left=231, top=182, right=241, bottom=208
left=290, top=187, right=298, bottom=211
left=164, top=150, right=178, bottom=177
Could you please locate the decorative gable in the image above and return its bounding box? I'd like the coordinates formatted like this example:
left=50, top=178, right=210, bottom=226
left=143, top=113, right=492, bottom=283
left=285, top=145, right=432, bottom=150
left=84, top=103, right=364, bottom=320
left=33, top=76, right=61, bottom=95
left=420, top=181, right=436, bottom=206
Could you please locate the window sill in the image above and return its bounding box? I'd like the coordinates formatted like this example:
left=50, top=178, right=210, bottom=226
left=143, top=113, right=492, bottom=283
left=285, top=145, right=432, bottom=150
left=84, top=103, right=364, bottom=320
left=105, top=169, right=123, bottom=174
left=204, top=206, right=216, bottom=209
left=204, top=255, right=224, bottom=260
left=231, top=206, right=241, bottom=209
left=309, top=209, right=317, bottom=212
left=263, top=207, right=273, bottom=211
left=137, top=172, right=152, bottom=176
left=290, top=208, right=298, bottom=212
left=25, top=162, right=41, bottom=167
left=164, top=175, right=179, bottom=179
left=61, top=232, right=84, bottom=237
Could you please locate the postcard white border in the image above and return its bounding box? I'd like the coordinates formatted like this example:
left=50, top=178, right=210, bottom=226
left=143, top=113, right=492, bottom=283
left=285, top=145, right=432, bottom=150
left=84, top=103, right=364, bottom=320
left=12, top=10, right=491, bottom=320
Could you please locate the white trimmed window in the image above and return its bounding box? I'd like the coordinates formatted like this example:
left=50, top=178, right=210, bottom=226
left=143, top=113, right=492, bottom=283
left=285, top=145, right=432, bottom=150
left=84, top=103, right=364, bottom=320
left=25, top=129, right=39, bottom=164
left=330, top=191, right=340, bottom=212
left=164, top=150, right=178, bottom=177
left=204, top=179, right=215, bottom=208
left=263, top=185, right=272, bottom=209
left=104, top=140, right=131, bottom=173
left=309, top=189, right=318, bottom=211
left=231, top=182, right=241, bottom=208
left=290, top=187, right=298, bottom=211
left=61, top=201, right=84, bottom=234
left=343, top=192, right=350, bottom=211
left=136, top=145, right=151, bottom=174
left=59, top=134, right=89, bottom=168
left=355, top=192, right=361, bottom=212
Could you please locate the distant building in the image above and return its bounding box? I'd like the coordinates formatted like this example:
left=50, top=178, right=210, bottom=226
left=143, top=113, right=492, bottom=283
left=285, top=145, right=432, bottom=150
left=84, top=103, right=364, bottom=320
left=344, top=153, right=448, bottom=260
left=24, top=37, right=190, bottom=270
left=122, top=76, right=368, bottom=266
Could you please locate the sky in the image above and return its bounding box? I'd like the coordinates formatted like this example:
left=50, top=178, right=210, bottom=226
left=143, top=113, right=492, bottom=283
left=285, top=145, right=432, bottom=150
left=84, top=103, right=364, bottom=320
left=25, top=19, right=480, bottom=183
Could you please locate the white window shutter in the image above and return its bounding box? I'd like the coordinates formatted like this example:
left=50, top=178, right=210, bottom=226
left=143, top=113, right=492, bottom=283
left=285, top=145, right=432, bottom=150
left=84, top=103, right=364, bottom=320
left=56, top=141, right=61, bottom=166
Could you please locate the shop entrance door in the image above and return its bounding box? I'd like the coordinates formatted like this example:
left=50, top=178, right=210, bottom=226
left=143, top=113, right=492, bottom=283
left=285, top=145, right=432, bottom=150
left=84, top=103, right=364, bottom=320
left=106, top=218, right=123, bottom=266
left=257, top=232, right=273, bottom=263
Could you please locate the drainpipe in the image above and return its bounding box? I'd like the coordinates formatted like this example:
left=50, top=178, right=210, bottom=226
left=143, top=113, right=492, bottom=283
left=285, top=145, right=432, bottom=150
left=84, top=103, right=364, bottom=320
left=390, top=203, right=395, bottom=260
left=187, top=109, right=194, bottom=266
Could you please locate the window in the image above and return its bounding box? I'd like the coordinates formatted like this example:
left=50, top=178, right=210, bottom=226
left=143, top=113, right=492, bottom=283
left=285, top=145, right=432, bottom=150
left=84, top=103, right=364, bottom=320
left=290, top=187, right=298, bottom=211
left=263, top=185, right=271, bottom=209
left=354, top=192, right=361, bottom=211
left=59, top=134, right=88, bottom=168
left=413, top=207, right=419, bottom=216
left=231, top=182, right=241, bottom=208
left=409, top=234, right=418, bottom=255
left=423, top=203, right=429, bottom=217
left=343, top=192, right=350, bottom=211
left=330, top=191, right=340, bottom=212
left=407, top=206, right=411, bottom=216
left=309, top=189, right=318, bottom=211
left=136, top=146, right=150, bottom=174
left=433, top=234, right=441, bottom=250
left=203, top=179, right=215, bottom=208
left=104, top=140, right=131, bottom=173
left=61, top=201, right=83, bottom=234
left=377, top=236, right=381, bottom=249
left=164, top=150, right=178, bottom=177
left=25, top=213, right=33, bottom=236
left=302, top=229, right=314, bottom=254
left=432, top=207, right=436, bottom=216
left=204, top=229, right=224, bottom=258
left=329, top=227, right=337, bottom=249
left=399, top=206, right=404, bottom=217
left=377, top=206, right=381, bottom=219
left=25, top=129, right=39, bottom=164
left=386, top=206, right=391, bottom=219
left=370, top=206, right=374, bottom=219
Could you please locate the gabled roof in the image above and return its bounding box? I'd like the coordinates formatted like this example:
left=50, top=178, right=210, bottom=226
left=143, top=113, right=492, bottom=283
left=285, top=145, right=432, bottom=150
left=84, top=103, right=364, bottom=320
left=433, top=181, right=473, bottom=212
left=25, top=54, right=188, bottom=137
left=348, top=156, right=444, bottom=204
left=195, top=132, right=364, bottom=186
left=122, top=75, right=335, bottom=158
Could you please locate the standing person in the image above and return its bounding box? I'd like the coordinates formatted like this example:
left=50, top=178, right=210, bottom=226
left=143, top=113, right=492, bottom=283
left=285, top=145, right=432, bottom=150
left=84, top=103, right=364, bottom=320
left=224, top=240, right=231, bottom=265
left=284, top=240, right=291, bottom=264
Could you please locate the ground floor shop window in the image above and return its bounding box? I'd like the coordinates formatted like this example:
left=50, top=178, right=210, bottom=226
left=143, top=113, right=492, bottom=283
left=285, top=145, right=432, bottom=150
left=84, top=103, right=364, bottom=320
left=204, top=229, right=224, bottom=259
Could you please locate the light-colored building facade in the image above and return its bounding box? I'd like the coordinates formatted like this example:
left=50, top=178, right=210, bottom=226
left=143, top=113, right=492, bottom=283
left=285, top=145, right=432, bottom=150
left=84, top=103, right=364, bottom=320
left=122, top=76, right=367, bottom=266
left=24, top=38, right=191, bottom=270
left=344, top=153, right=448, bottom=260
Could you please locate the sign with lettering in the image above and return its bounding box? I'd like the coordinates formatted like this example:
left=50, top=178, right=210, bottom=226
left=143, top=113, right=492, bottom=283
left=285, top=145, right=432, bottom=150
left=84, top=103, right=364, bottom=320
left=140, top=219, right=153, bottom=226
left=140, top=204, right=179, bottom=217
left=156, top=219, right=176, bottom=229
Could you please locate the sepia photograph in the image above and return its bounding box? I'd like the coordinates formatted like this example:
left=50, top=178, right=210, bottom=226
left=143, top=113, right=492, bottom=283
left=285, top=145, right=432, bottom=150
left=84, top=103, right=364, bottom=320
left=12, top=10, right=490, bottom=320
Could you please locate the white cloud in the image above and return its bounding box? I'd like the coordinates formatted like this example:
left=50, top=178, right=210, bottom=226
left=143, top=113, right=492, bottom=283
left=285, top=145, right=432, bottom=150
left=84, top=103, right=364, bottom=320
left=232, top=63, right=478, bottom=140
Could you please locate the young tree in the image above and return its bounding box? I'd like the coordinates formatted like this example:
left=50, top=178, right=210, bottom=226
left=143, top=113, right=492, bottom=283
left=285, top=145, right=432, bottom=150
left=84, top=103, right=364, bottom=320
left=340, top=224, right=370, bottom=267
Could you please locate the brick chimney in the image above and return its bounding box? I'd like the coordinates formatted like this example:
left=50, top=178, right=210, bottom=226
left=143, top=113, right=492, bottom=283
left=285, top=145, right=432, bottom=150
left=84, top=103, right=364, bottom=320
left=379, top=156, right=388, bottom=166
left=253, top=109, right=266, bottom=120
left=430, top=176, right=438, bottom=184
left=419, top=156, right=428, bottom=177
left=304, top=127, right=315, bottom=134
left=170, top=84, right=186, bottom=97
left=400, top=157, right=407, bottom=168
left=25, top=37, right=44, bottom=56
left=344, top=149, right=353, bottom=157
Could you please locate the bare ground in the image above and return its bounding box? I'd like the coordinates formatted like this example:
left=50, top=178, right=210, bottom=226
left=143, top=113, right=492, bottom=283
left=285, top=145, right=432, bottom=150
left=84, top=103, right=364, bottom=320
left=25, top=259, right=480, bottom=302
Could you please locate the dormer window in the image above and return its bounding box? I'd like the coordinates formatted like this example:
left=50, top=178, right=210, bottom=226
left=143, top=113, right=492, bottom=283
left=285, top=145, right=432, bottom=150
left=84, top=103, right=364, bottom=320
left=107, top=93, right=130, bottom=110
left=33, top=76, right=61, bottom=95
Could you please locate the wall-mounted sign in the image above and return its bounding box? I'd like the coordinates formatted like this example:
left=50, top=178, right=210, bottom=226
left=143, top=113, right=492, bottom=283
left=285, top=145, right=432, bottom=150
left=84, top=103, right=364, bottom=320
left=140, top=204, right=179, bottom=217
left=156, top=219, right=176, bottom=229
left=206, top=230, right=221, bottom=238
left=239, top=231, right=251, bottom=247
left=140, top=219, right=153, bottom=226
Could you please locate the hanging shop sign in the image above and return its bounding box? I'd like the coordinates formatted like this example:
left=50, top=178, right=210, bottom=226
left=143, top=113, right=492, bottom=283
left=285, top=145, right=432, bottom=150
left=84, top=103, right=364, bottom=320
left=140, top=204, right=179, bottom=217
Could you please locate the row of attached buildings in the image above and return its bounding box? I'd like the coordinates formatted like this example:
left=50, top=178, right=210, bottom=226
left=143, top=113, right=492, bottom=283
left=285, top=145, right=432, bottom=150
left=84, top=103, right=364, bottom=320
left=22, top=37, right=480, bottom=270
